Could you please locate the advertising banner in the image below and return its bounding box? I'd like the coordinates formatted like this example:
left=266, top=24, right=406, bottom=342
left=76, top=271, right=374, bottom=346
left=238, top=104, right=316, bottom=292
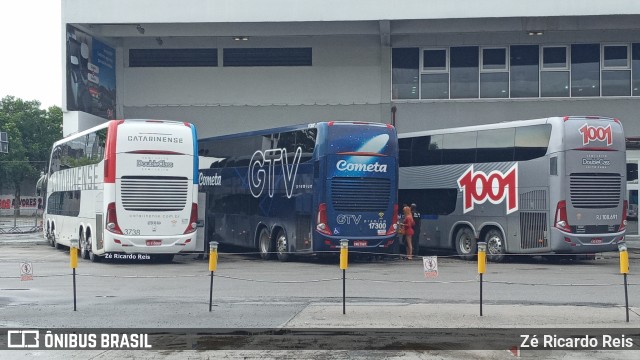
left=66, top=25, right=116, bottom=119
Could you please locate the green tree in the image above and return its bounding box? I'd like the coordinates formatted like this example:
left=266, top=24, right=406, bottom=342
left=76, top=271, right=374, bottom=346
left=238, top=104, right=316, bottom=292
left=0, top=96, right=62, bottom=216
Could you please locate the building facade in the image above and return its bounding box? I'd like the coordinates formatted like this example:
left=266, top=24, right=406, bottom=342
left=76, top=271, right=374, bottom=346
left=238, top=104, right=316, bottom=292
left=61, top=0, right=640, bottom=233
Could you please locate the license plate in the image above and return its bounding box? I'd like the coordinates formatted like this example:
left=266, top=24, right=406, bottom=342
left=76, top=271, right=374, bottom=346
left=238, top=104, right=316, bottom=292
left=146, top=240, right=162, bottom=246
left=353, top=240, right=367, bottom=247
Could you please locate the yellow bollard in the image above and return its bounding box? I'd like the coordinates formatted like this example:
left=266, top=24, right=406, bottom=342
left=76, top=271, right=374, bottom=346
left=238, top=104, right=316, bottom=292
left=477, top=241, right=487, bottom=317
left=340, top=239, right=349, bottom=315
left=209, top=241, right=219, bottom=312
left=209, top=241, right=219, bottom=272
left=619, top=243, right=629, bottom=275
left=340, top=240, right=348, bottom=270
left=70, top=238, right=79, bottom=311
left=70, top=246, right=78, bottom=269
left=619, top=242, right=630, bottom=322
left=477, top=242, right=486, bottom=275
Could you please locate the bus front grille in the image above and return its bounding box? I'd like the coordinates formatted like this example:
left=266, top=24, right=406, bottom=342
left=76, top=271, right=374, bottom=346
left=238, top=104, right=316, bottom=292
left=120, top=176, right=189, bottom=211
left=520, top=212, right=548, bottom=249
left=331, top=177, right=391, bottom=212
left=569, top=173, right=621, bottom=209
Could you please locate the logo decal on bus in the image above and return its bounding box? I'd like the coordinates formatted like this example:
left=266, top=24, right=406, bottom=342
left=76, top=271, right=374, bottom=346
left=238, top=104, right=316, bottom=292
left=579, top=124, right=612, bottom=146
left=457, top=164, right=518, bottom=214
left=199, top=173, right=222, bottom=186
left=336, top=160, right=387, bottom=173
left=249, top=147, right=302, bottom=199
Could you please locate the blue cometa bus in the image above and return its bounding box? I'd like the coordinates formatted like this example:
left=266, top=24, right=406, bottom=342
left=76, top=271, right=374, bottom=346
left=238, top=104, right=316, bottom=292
left=197, top=121, right=399, bottom=261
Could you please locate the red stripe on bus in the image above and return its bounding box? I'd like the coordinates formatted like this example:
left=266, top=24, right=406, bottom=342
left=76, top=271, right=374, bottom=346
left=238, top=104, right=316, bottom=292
left=127, top=150, right=185, bottom=155
left=104, top=120, right=123, bottom=183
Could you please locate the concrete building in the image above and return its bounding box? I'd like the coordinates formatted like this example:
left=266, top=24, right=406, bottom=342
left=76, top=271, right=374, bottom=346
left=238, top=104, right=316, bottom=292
left=61, top=0, right=640, bottom=232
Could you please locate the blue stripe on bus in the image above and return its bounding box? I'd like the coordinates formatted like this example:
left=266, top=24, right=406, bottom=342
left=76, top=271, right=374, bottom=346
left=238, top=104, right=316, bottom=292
left=191, top=123, right=198, bottom=184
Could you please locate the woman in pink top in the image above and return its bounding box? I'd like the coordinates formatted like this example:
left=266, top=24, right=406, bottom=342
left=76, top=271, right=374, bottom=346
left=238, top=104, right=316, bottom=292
left=402, top=205, right=415, bottom=260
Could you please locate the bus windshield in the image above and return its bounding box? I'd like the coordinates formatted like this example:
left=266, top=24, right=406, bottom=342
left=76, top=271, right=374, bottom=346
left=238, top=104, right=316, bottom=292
left=326, top=123, right=396, bottom=156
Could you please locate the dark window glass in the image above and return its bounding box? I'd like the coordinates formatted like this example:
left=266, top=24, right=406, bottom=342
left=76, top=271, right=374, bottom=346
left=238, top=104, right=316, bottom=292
left=424, top=135, right=444, bottom=165
left=476, top=128, right=515, bottom=162
left=510, top=45, right=539, bottom=97
left=423, top=49, right=447, bottom=71
left=571, top=44, right=600, bottom=97
left=633, top=44, right=640, bottom=96
left=411, top=135, right=443, bottom=166
left=543, top=47, right=567, bottom=68
left=450, top=47, right=479, bottom=99
left=550, top=157, right=558, bottom=176
left=392, top=48, right=419, bottom=99
left=399, top=188, right=458, bottom=216
left=399, top=138, right=413, bottom=167
left=480, top=72, right=509, bottom=98
left=541, top=71, right=570, bottom=97
left=442, top=132, right=477, bottom=164
left=628, top=163, right=638, bottom=182
left=129, top=49, right=218, bottom=67
left=223, top=48, right=311, bottom=66
left=514, top=124, right=551, bottom=161
left=274, top=129, right=317, bottom=163
left=603, top=45, right=628, bottom=68
left=482, top=48, right=506, bottom=70
left=421, top=74, right=449, bottom=99
left=47, top=191, right=81, bottom=216
left=602, top=70, right=631, bottom=96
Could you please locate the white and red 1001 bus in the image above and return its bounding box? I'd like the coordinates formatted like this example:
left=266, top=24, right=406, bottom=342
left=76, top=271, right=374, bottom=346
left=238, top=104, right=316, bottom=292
left=398, top=116, right=627, bottom=262
left=43, top=119, right=198, bottom=262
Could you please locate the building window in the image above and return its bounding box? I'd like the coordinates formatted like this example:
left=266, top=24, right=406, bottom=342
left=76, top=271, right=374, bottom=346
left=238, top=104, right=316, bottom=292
left=541, top=46, right=569, bottom=97
left=391, top=42, right=639, bottom=100
left=510, top=45, right=539, bottom=97
left=223, top=48, right=312, bottom=66
left=602, top=44, right=631, bottom=96
left=129, top=48, right=218, bottom=67
left=421, top=48, right=449, bottom=99
left=450, top=46, right=479, bottom=99
left=480, top=47, right=509, bottom=98
left=571, top=44, right=600, bottom=97
left=392, top=48, right=419, bottom=99
left=633, top=44, right=640, bottom=96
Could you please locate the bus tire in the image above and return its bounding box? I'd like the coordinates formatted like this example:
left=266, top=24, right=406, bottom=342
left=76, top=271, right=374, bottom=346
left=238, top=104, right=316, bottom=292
left=275, top=229, right=290, bottom=262
left=47, top=226, right=55, bottom=247
left=87, top=234, right=101, bottom=262
left=258, top=228, right=274, bottom=260
left=79, top=231, right=89, bottom=260
left=455, top=227, right=476, bottom=261
left=485, top=228, right=506, bottom=263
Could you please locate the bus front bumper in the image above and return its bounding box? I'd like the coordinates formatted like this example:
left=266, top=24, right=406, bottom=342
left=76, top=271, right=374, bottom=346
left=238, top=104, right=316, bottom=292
left=102, top=232, right=197, bottom=254
left=550, top=229, right=625, bottom=253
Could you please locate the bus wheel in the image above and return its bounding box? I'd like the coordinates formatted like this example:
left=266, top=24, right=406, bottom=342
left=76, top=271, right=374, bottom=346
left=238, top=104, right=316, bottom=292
left=87, top=234, right=101, bottom=263
left=47, top=227, right=55, bottom=247
left=54, top=231, right=63, bottom=250
left=485, top=229, right=506, bottom=263
left=258, top=228, right=274, bottom=260
left=275, top=230, right=290, bottom=262
left=455, top=227, right=476, bottom=261
left=79, top=232, right=89, bottom=260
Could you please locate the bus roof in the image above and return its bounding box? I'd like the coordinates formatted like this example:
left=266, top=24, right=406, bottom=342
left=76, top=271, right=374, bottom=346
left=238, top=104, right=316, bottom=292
left=198, top=121, right=391, bottom=142
left=52, top=119, right=191, bottom=147
left=398, top=116, right=618, bottom=138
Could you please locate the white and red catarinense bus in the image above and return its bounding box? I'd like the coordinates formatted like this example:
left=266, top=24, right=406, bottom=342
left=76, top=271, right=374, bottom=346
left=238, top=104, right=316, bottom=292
left=43, top=119, right=198, bottom=262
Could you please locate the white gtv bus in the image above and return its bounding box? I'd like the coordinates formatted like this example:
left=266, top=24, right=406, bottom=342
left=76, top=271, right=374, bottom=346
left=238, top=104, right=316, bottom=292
left=43, top=119, right=198, bottom=262
left=399, top=116, right=627, bottom=262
